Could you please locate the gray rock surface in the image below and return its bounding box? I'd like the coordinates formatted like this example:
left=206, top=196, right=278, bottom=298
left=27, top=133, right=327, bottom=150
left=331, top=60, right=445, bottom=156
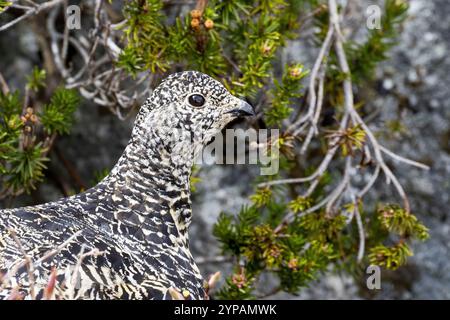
left=368, top=0, right=450, bottom=299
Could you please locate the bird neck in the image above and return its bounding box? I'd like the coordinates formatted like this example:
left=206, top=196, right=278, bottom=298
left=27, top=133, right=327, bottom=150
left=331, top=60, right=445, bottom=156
left=107, top=119, right=198, bottom=243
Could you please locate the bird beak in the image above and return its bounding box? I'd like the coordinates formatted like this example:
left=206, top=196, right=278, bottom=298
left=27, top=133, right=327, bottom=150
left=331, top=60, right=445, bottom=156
left=226, top=99, right=255, bottom=117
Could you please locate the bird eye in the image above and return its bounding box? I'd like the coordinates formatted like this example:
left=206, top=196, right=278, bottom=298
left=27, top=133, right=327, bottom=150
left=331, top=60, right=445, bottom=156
left=187, top=94, right=206, bottom=107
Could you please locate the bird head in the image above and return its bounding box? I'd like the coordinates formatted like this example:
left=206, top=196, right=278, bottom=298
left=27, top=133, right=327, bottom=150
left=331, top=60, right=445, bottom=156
left=136, top=71, right=254, bottom=161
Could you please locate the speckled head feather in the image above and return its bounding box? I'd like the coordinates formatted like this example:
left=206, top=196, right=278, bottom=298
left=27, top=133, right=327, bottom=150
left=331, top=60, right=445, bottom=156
left=134, top=71, right=252, bottom=158
left=0, top=71, right=253, bottom=300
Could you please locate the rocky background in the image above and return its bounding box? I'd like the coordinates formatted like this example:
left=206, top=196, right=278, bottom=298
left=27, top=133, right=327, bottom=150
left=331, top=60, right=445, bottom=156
left=0, top=0, right=448, bottom=299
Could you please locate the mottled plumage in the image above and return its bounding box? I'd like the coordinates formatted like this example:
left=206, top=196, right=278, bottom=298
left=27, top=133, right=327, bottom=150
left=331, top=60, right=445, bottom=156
left=0, top=71, right=254, bottom=299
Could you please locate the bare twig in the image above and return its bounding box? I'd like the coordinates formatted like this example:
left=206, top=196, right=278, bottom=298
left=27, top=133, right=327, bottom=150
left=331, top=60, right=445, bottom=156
left=288, top=24, right=334, bottom=135
left=2, top=230, right=82, bottom=290
left=273, top=150, right=350, bottom=233
left=354, top=203, right=365, bottom=262
left=300, top=61, right=327, bottom=154
left=61, top=0, right=69, bottom=62
left=325, top=157, right=351, bottom=214
left=380, top=145, right=430, bottom=170
left=258, top=112, right=349, bottom=189
left=331, top=0, right=426, bottom=213
left=267, top=0, right=428, bottom=237
left=8, top=229, right=36, bottom=299
left=33, top=230, right=83, bottom=269
left=357, top=164, right=381, bottom=198
left=66, top=245, right=104, bottom=300
left=0, top=0, right=65, bottom=32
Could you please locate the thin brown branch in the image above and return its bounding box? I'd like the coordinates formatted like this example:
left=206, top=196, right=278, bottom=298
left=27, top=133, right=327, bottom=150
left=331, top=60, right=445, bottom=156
left=53, top=145, right=87, bottom=190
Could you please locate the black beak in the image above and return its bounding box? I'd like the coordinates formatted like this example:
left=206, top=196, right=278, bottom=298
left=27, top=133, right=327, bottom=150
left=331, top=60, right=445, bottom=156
left=226, top=100, right=255, bottom=117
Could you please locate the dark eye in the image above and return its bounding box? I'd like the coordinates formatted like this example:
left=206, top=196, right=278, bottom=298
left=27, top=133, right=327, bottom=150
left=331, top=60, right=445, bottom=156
left=188, top=94, right=206, bottom=107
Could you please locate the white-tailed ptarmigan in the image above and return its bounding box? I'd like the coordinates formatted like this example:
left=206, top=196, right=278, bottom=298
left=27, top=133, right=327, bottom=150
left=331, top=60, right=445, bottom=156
left=0, top=71, right=254, bottom=300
